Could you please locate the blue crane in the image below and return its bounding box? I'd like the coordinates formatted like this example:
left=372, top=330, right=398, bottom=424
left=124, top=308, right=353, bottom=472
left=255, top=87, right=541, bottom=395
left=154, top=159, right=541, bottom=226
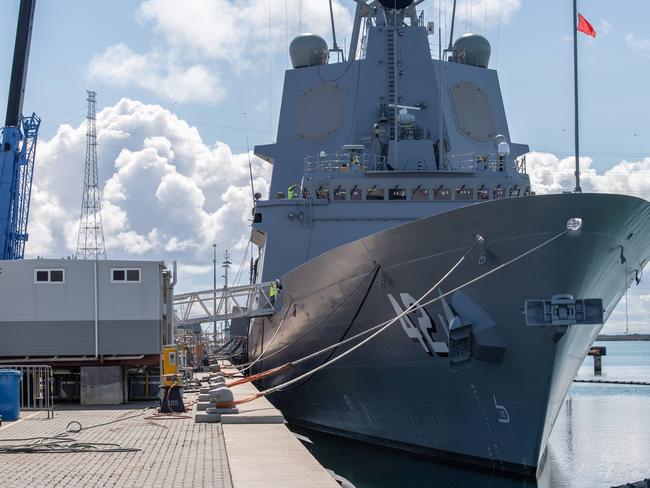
left=0, top=0, right=39, bottom=260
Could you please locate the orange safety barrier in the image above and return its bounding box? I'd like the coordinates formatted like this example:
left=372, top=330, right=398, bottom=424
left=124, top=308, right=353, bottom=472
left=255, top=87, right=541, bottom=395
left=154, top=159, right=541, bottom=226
left=226, top=363, right=292, bottom=388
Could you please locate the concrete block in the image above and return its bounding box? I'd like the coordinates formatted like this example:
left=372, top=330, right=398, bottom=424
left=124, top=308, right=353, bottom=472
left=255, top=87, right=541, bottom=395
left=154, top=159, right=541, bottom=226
left=81, top=366, right=124, bottom=405
left=198, top=393, right=211, bottom=402
left=196, top=402, right=213, bottom=411
left=194, top=412, right=221, bottom=423
left=206, top=407, right=239, bottom=415
left=221, top=412, right=285, bottom=424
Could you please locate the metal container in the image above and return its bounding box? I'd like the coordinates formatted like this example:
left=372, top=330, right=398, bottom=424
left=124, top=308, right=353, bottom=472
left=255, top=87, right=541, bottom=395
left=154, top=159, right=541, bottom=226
left=0, top=370, right=21, bottom=421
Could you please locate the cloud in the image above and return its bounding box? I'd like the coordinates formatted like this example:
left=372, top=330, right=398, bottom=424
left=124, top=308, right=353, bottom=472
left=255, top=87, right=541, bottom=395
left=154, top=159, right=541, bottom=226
left=626, top=32, right=650, bottom=57
left=137, top=0, right=352, bottom=65
left=527, top=152, right=650, bottom=198
left=423, top=0, right=522, bottom=31
left=28, top=98, right=271, bottom=291
left=88, top=44, right=224, bottom=104
left=88, top=0, right=352, bottom=103
left=600, top=20, right=612, bottom=37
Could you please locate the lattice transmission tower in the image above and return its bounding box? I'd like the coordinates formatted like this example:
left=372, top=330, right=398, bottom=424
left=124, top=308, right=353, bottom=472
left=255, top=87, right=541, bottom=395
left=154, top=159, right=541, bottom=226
left=75, top=91, right=106, bottom=260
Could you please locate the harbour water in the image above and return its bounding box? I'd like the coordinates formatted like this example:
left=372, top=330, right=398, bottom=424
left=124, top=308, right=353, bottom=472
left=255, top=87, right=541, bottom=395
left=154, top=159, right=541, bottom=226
left=292, top=342, right=650, bottom=488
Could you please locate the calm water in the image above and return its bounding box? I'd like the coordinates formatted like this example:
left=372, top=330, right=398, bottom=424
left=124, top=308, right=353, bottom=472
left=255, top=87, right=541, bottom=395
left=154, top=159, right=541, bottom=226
left=292, top=342, right=650, bottom=488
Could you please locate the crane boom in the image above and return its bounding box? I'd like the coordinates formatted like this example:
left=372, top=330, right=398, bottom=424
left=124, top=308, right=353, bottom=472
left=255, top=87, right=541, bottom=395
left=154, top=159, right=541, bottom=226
left=1, top=0, right=39, bottom=260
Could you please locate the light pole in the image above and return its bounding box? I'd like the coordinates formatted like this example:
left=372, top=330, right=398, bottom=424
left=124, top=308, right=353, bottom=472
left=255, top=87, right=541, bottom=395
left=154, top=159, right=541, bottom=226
left=222, top=250, right=232, bottom=342
left=213, top=243, right=217, bottom=349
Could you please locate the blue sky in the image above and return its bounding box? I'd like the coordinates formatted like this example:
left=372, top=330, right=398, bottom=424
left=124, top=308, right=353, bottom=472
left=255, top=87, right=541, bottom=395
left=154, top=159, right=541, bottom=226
left=1, top=0, right=650, bottom=333
left=1, top=0, right=649, bottom=172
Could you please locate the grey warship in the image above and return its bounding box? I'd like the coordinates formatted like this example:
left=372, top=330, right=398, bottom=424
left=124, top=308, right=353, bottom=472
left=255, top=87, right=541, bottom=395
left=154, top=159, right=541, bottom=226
left=244, top=0, right=650, bottom=475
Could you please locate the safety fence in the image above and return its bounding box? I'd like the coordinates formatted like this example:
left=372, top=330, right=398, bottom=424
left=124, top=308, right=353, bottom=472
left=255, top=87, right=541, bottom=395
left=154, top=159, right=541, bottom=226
left=5, top=365, right=55, bottom=419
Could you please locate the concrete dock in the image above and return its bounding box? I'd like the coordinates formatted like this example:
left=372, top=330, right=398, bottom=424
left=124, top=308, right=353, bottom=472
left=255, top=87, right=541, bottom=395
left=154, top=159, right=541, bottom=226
left=0, top=366, right=339, bottom=488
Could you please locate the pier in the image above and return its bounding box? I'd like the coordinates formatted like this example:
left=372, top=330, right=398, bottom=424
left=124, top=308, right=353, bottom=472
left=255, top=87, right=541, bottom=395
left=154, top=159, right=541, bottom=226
left=0, top=363, right=339, bottom=488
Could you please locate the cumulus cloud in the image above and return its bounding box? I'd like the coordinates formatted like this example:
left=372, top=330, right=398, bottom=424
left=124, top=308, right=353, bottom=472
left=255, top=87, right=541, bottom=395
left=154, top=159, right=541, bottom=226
left=88, top=44, right=224, bottom=104
left=28, top=98, right=271, bottom=291
left=89, top=0, right=351, bottom=103
left=138, top=0, right=351, bottom=66
left=527, top=152, right=650, bottom=197
left=626, top=32, right=650, bottom=57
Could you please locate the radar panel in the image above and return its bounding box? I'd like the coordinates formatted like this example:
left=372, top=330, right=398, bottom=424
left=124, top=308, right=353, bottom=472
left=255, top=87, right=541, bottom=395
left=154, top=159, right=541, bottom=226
left=297, top=82, right=345, bottom=142
left=450, top=81, right=497, bottom=143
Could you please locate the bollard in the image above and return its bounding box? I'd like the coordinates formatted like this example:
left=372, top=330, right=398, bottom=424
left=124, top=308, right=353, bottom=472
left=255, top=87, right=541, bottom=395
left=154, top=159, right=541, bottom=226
left=588, top=346, right=607, bottom=376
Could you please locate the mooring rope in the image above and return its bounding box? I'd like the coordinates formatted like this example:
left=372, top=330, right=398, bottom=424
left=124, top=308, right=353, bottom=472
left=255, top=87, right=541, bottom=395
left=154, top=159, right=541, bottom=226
left=219, top=230, right=567, bottom=407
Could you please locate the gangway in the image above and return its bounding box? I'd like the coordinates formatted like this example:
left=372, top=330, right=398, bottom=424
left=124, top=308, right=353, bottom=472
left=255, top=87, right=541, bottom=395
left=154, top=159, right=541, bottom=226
left=173, top=281, right=276, bottom=328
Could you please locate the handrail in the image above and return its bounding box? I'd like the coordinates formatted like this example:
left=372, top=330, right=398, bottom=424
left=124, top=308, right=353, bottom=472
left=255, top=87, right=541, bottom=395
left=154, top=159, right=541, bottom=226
left=303, top=151, right=525, bottom=177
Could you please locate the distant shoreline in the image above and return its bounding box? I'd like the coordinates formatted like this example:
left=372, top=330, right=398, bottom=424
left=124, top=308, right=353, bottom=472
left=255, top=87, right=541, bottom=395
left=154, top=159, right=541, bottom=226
left=597, top=334, right=650, bottom=341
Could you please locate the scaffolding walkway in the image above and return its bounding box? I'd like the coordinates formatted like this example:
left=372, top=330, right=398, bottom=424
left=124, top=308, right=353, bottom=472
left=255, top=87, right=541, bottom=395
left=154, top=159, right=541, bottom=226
left=173, top=282, right=275, bottom=328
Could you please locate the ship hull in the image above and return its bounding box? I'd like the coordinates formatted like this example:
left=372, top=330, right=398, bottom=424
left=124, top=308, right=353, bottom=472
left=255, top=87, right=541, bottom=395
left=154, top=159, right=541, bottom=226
left=248, top=193, right=650, bottom=474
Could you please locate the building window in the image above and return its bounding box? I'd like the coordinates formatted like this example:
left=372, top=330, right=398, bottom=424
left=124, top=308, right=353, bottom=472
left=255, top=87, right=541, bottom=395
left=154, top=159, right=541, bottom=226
left=112, top=268, right=141, bottom=283
left=34, top=269, right=65, bottom=284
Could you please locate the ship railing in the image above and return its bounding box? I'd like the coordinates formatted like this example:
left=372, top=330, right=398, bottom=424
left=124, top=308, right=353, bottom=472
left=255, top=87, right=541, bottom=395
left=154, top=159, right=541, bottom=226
left=304, top=152, right=526, bottom=176
left=3, top=365, right=55, bottom=419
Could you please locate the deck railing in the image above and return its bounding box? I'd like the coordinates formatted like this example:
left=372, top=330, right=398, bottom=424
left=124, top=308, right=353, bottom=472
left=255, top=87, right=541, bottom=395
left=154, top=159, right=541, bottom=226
left=304, top=152, right=526, bottom=177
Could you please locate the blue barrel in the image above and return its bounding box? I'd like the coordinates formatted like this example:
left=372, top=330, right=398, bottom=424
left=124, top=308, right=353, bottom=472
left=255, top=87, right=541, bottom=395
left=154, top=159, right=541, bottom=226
left=0, top=370, right=21, bottom=421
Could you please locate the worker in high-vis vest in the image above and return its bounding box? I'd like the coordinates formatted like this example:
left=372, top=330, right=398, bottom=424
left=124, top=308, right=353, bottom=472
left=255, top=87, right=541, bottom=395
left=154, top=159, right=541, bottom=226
left=288, top=185, right=298, bottom=199
left=270, top=280, right=279, bottom=306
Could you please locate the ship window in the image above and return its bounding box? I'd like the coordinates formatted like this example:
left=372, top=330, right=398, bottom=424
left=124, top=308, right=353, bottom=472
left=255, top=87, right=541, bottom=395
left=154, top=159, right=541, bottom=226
left=433, top=186, right=451, bottom=200
left=112, top=268, right=141, bottom=283
left=411, top=186, right=429, bottom=201
left=367, top=187, right=385, bottom=201
left=477, top=187, right=489, bottom=200
left=351, top=187, right=362, bottom=201
left=316, top=186, right=329, bottom=200
left=510, top=186, right=521, bottom=197
left=34, top=269, right=65, bottom=284
left=388, top=188, right=407, bottom=200
left=493, top=187, right=506, bottom=199
left=456, top=187, right=474, bottom=200
left=334, top=186, right=347, bottom=201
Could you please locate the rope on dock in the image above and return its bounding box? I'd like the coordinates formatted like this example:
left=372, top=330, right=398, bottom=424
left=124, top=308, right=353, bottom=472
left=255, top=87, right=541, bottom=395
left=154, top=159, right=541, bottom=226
left=217, top=230, right=568, bottom=408
left=0, top=411, right=155, bottom=454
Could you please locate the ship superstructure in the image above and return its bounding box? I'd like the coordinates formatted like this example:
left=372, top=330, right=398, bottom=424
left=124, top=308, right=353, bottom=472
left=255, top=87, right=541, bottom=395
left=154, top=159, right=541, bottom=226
left=245, top=0, right=650, bottom=475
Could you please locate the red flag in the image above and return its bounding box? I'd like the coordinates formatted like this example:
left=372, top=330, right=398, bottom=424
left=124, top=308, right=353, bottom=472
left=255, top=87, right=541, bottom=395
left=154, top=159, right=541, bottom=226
left=577, top=14, right=597, bottom=38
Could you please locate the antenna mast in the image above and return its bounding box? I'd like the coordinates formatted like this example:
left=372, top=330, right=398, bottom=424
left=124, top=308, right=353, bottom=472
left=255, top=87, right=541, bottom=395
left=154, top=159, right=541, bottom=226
left=328, top=0, right=345, bottom=62
left=447, top=0, right=457, bottom=51
left=75, top=91, right=107, bottom=260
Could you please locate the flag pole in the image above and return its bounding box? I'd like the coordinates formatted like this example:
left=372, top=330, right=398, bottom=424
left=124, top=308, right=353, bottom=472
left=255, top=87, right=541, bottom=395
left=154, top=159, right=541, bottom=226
left=573, top=0, right=582, bottom=193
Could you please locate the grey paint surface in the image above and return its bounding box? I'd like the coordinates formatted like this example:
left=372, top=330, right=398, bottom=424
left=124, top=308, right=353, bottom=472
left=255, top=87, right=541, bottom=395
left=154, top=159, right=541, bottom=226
left=0, top=259, right=167, bottom=357
left=246, top=2, right=650, bottom=474
left=251, top=193, right=650, bottom=472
